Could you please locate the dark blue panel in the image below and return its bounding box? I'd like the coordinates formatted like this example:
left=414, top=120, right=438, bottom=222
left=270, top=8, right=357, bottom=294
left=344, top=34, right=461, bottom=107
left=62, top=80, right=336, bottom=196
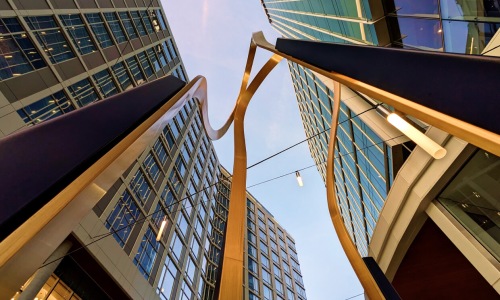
left=0, top=75, right=185, bottom=240
left=276, top=38, right=500, bottom=135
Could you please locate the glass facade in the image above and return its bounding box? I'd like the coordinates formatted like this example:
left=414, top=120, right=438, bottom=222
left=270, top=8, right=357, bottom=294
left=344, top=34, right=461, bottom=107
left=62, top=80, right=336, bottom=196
left=261, top=0, right=500, bottom=255
left=438, top=150, right=500, bottom=261
left=244, top=193, right=307, bottom=300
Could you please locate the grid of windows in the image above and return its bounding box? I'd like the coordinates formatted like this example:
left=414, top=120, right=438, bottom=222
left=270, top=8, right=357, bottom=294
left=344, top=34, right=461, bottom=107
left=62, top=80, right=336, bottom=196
left=245, top=195, right=306, bottom=299
left=17, top=91, right=74, bottom=125
left=59, top=14, right=96, bottom=55
left=26, top=16, right=75, bottom=64
left=85, top=13, right=113, bottom=49
left=0, top=17, right=46, bottom=79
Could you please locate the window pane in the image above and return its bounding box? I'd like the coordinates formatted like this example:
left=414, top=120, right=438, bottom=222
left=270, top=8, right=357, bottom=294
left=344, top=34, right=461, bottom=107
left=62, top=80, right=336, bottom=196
left=59, top=14, right=97, bottom=55
left=26, top=16, right=75, bottom=64
left=85, top=13, right=113, bottom=49
left=93, top=69, right=118, bottom=98
left=17, top=90, right=74, bottom=125
left=103, top=12, right=127, bottom=43
left=111, top=62, right=133, bottom=91
left=125, top=56, right=144, bottom=83
left=118, top=12, right=138, bottom=39
left=68, top=78, right=99, bottom=107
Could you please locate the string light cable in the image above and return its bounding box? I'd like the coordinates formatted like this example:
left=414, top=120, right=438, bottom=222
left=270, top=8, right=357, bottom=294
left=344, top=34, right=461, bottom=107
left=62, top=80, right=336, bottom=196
left=38, top=131, right=405, bottom=269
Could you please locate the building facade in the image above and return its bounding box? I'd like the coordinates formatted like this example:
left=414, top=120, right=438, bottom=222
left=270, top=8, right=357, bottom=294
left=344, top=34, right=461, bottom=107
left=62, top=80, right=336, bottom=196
left=0, top=2, right=307, bottom=299
left=260, top=0, right=500, bottom=297
left=241, top=172, right=307, bottom=300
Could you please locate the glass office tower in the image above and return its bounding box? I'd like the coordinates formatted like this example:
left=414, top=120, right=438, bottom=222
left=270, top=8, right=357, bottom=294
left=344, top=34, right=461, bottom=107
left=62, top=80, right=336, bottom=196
left=259, top=0, right=500, bottom=255
left=0, top=2, right=307, bottom=298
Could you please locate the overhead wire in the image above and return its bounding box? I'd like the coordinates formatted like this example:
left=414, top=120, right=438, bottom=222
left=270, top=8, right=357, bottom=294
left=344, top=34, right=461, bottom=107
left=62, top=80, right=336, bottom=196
left=37, top=98, right=391, bottom=268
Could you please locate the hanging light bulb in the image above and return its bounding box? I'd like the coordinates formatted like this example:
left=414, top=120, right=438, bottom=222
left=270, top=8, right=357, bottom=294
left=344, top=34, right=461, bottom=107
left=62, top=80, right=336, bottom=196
left=156, top=216, right=168, bottom=241
left=295, top=171, right=304, bottom=187
left=377, top=106, right=446, bottom=159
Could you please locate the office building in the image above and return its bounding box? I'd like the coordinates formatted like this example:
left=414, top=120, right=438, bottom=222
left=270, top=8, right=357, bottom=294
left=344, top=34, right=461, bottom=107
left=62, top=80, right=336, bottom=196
left=260, top=0, right=500, bottom=297
left=0, top=0, right=186, bottom=137
left=0, top=2, right=307, bottom=299
left=240, top=169, right=307, bottom=300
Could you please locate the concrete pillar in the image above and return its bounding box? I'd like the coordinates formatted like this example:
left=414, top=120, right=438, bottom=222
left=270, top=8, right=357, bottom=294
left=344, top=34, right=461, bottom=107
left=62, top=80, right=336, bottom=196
left=17, top=240, right=73, bottom=300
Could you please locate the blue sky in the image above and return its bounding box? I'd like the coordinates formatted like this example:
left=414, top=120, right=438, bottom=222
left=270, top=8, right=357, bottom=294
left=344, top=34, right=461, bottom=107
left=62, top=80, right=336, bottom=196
left=162, top=0, right=363, bottom=298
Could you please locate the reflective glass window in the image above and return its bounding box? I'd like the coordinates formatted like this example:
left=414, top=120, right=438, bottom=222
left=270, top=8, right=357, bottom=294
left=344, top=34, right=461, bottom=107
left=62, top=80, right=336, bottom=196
left=155, top=10, right=167, bottom=30
left=105, top=191, right=141, bottom=247
left=441, top=0, right=500, bottom=20
left=443, top=20, right=500, bottom=54
left=157, top=257, right=177, bottom=299
left=103, top=12, right=127, bottom=43
left=134, top=226, right=160, bottom=279
left=93, top=69, right=118, bottom=98
left=59, top=14, right=96, bottom=55
left=261, top=254, right=270, bottom=268
left=153, top=139, right=168, bottom=165
left=68, top=78, right=99, bottom=107
left=390, top=16, right=443, bottom=50
left=263, top=285, right=272, bottom=300
left=262, top=268, right=271, bottom=284
left=0, top=18, right=46, bottom=79
left=138, top=51, right=153, bottom=78
left=248, top=229, right=257, bottom=244
left=144, top=153, right=160, bottom=182
left=147, top=48, right=161, bottom=72
left=130, top=11, right=147, bottom=36
left=248, top=273, right=259, bottom=293
left=26, top=16, right=75, bottom=63
left=85, top=13, right=113, bottom=48
left=392, top=0, right=439, bottom=15
left=130, top=169, right=151, bottom=204
left=248, top=257, right=258, bottom=274
left=118, top=12, right=138, bottom=40
left=166, top=38, right=177, bottom=58
left=169, top=232, right=184, bottom=262
left=111, top=62, right=133, bottom=91
left=438, top=150, right=500, bottom=261
left=125, top=56, right=144, bottom=83
left=17, top=90, right=74, bottom=125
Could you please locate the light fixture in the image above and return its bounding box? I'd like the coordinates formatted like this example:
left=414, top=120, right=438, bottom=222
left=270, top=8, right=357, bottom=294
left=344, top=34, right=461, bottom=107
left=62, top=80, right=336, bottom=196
left=156, top=216, right=167, bottom=241
left=295, top=171, right=303, bottom=187
left=377, top=106, right=446, bottom=159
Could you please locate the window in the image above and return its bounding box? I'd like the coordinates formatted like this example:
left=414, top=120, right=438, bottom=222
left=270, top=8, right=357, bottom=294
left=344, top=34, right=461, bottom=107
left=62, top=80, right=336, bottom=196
left=274, top=264, right=282, bottom=279
left=248, top=273, right=259, bottom=293
left=111, top=62, right=133, bottom=91
left=144, top=153, right=160, bottom=182
left=138, top=51, right=153, bottom=78
left=248, top=230, right=256, bottom=244
left=263, top=285, right=272, bottom=300
left=68, top=78, right=99, bottom=107
left=177, top=212, right=189, bottom=238
left=258, top=210, right=265, bottom=220
left=59, top=14, right=96, bottom=55
left=285, top=275, right=293, bottom=288
left=287, top=289, right=294, bottom=300
left=130, top=169, right=151, bottom=204
left=103, top=12, right=127, bottom=43
left=17, top=91, right=74, bottom=125
left=166, top=38, right=177, bottom=58
left=260, top=241, right=268, bottom=255
left=26, top=16, right=74, bottom=63
left=267, top=218, right=274, bottom=229
left=134, top=227, right=160, bottom=279
left=118, top=12, right=138, bottom=40
left=85, top=13, right=112, bottom=48
left=262, top=268, right=271, bottom=284
left=130, top=11, right=147, bottom=36
left=248, top=257, right=258, bottom=274
left=261, top=254, right=270, bottom=268
left=125, top=56, right=144, bottom=83
left=282, top=262, right=290, bottom=274
left=153, top=140, right=168, bottom=165
left=161, top=41, right=173, bottom=63
left=155, top=10, right=167, bottom=31
left=0, top=17, right=46, bottom=79
left=93, top=69, right=118, bottom=98
left=275, top=280, right=284, bottom=295
left=259, top=219, right=266, bottom=229
left=147, top=48, right=161, bottom=72
left=157, top=257, right=177, bottom=300
left=105, top=191, right=141, bottom=247
left=160, top=185, right=176, bottom=211
left=259, top=229, right=267, bottom=241
left=248, top=242, right=257, bottom=258
left=169, top=232, right=184, bottom=262
left=185, top=257, right=197, bottom=284
left=247, top=219, right=256, bottom=231
left=272, top=252, right=279, bottom=264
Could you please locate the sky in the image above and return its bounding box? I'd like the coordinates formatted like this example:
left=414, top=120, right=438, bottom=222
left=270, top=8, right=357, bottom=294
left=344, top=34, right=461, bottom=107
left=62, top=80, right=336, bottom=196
left=161, top=0, right=363, bottom=299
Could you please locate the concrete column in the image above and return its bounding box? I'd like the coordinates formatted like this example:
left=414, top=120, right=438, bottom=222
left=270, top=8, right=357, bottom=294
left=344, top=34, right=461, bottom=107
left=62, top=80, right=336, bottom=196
left=17, top=240, right=73, bottom=300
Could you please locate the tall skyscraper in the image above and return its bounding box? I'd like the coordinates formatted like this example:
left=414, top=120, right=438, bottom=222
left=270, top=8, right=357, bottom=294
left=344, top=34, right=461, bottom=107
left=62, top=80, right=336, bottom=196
left=260, top=0, right=500, bottom=297
left=0, top=1, right=307, bottom=299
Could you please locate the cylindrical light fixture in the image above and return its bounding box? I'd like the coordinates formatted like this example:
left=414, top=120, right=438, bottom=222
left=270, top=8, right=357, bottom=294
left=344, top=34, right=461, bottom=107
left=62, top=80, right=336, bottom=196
left=377, top=106, right=446, bottom=159
left=295, top=171, right=304, bottom=187
left=156, top=216, right=168, bottom=241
